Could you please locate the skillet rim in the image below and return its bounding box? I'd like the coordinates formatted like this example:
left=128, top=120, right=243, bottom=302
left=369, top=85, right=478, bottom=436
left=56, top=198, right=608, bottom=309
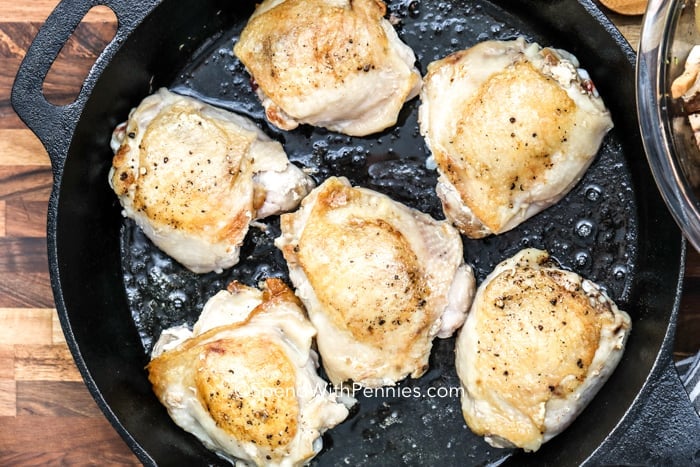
left=11, top=0, right=694, bottom=464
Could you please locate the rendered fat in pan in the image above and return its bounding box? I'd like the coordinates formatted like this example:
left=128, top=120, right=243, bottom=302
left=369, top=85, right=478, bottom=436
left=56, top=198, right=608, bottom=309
left=10, top=0, right=700, bottom=465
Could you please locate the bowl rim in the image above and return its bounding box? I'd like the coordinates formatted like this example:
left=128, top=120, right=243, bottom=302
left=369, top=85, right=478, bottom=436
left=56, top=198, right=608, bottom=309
left=637, top=0, right=700, bottom=252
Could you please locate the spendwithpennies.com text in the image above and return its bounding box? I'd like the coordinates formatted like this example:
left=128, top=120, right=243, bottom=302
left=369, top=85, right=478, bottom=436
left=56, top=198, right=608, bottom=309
left=243, top=382, right=464, bottom=400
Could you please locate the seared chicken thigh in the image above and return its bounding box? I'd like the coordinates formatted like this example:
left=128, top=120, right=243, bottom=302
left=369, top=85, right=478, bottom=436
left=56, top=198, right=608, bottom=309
left=234, top=0, right=421, bottom=136
left=419, top=38, right=614, bottom=238
left=110, top=88, right=314, bottom=273
left=276, top=177, right=475, bottom=388
left=455, top=249, right=631, bottom=452
left=148, top=278, right=351, bottom=466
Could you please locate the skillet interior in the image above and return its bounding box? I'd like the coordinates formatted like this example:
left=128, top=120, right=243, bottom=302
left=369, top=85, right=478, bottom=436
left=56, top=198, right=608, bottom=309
left=53, top=0, right=683, bottom=464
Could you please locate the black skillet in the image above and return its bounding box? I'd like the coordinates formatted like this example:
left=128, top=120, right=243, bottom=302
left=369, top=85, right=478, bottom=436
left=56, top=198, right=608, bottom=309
left=11, top=0, right=700, bottom=464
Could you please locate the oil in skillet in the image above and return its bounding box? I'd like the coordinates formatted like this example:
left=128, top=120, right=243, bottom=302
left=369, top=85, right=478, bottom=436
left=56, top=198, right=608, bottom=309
left=119, top=0, right=637, bottom=464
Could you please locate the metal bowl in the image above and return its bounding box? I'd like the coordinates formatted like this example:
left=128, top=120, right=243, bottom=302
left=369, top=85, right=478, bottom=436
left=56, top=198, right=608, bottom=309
left=638, top=0, right=700, bottom=251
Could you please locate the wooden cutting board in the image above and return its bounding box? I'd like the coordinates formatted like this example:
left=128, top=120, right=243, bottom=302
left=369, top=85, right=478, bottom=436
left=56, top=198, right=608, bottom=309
left=0, top=2, right=696, bottom=465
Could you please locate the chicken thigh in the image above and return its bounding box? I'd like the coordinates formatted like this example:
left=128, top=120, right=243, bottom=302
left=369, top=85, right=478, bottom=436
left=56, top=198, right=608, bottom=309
left=110, top=88, right=314, bottom=273
left=276, top=177, right=475, bottom=388
left=419, top=38, right=614, bottom=238
left=148, top=278, right=352, bottom=466
left=454, top=248, right=631, bottom=452
left=233, top=0, right=421, bottom=136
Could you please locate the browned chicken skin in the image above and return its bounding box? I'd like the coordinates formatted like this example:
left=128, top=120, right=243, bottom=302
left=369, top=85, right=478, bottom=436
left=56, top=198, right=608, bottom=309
left=148, top=279, right=351, bottom=466
left=455, top=249, right=631, bottom=451
left=234, top=0, right=421, bottom=136
left=276, top=177, right=475, bottom=388
left=419, top=38, right=613, bottom=238
left=109, top=88, right=313, bottom=273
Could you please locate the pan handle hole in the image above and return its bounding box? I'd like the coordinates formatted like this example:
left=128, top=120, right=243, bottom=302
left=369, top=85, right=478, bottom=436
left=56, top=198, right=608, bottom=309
left=42, top=5, right=118, bottom=106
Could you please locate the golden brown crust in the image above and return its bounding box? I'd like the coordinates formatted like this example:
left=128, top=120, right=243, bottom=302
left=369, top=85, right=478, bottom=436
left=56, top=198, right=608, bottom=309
left=235, top=0, right=388, bottom=106
left=123, top=104, right=252, bottom=235
left=436, top=61, right=576, bottom=233
left=293, top=179, right=431, bottom=349
left=146, top=278, right=306, bottom=460
left=420, top=39, right=613, bottom=239
left=475, top=265, right=603, bottom=409
left=456, top=249, right=630, bottom=451
left=110, top=88, right=314, bottom=273
left=111, top=145, right=134, bottom=196
left=148, top=335, right=300, bottom=459
left=194, top=337, right=299, bottom=451
left=275, top=177, right=475, bottom=387
left=259, top=277, right=305, bottom=309
left=233, top=0, right=420, bottom=136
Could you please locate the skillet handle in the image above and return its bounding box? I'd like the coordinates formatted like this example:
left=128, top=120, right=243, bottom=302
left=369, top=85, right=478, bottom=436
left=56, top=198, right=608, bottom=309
left=592, top=353, right=700, bottom=465
left=11, top=0, right=161, bottom=172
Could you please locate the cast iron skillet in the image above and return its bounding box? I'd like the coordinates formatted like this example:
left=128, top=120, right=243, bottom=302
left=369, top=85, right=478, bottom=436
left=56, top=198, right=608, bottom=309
left=11, top=0, right=700, bottom=464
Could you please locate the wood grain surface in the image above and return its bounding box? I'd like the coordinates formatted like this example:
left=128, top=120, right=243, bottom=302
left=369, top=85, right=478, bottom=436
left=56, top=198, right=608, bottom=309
left=0, top=1, right=696, bottom=465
